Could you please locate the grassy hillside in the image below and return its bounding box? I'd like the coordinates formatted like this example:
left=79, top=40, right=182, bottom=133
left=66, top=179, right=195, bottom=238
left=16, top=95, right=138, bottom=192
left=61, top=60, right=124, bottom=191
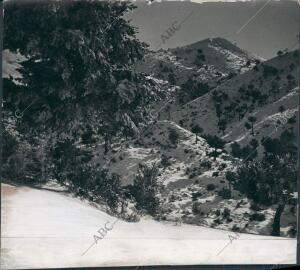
left=169, top=50, right=299, bottom=138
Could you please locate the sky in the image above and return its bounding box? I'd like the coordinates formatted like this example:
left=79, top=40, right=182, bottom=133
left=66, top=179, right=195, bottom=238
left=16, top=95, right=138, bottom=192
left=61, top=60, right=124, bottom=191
left=136, top=0, right=298, bottom=2
left=129, top=0, right=300, bottom=58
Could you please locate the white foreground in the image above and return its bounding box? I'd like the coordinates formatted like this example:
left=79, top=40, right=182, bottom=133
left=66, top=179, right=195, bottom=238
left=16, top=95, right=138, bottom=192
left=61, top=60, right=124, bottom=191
left=1, top=184, right=296, bottom=269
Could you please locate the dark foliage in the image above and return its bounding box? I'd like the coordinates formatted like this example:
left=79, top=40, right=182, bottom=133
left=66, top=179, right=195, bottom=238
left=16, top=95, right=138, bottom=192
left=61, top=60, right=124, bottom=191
left=131, top=164, right=161, bottom=215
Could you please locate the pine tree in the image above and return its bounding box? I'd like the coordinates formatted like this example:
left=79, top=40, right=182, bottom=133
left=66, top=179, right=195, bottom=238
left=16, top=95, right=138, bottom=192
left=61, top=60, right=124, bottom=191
left=132, top=164, right=161, bottom=215
left=191, top=124, right=203, bottom=144
left=248, top=116, right=256, bottom=135
left=4, top=0, right=154, bottom=183
left=278, top=105, right=285, bottom=114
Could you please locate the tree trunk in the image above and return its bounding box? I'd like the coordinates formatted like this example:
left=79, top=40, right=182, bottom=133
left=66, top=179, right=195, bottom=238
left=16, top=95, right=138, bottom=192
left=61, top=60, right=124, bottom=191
left=104, top=136, right=109, bottom=155
left=195, top=134, right=198, bottom=144
left=271, top=203, right=285, bottom=236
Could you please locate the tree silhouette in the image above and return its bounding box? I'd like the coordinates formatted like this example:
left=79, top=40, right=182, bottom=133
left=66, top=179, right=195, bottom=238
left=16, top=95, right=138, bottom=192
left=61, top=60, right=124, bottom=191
left=218, top=118, right=227, bottom=135
left=234, top=129, right=297, bottom=236
left=248, top=116, right=256, bottom=135
left=225, top=171, right=236, bottom=197
left=169, top=128, right=179, bottom=146
left=168, top=72, right=176, bottom=85
left=203, top=134, right=225, bottom=160
left=191, top=124, right=203, bottom=144
left=277, top=50, right=283, bottom=57
left=278, top=105, right=285, bottom=114
left=132, top=163, right=161, bottom=215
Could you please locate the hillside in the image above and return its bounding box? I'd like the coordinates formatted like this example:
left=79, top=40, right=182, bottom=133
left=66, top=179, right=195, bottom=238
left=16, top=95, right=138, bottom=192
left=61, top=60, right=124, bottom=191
left=94, top=120, right=235, bottom=186
left=135, top=37, right=257, bottom=87
left=2, top=1, right=298, bottom=268
left=3, top=42, right=298, bottom=238
left=91, top=120, right=296, bottom=236
left=168, top=50, right=299, bottom=139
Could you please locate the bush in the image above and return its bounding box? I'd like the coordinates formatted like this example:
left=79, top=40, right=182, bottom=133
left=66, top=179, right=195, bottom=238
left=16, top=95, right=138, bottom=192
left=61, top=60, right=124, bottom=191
left=200, top=160, right=212, bottom=169
left=2, top=131, right=48, bottom=184
left=288, top=226, right=297, bottom=237
left=212, top=171, right=219, bottom=177
left=232, top=224, right=240, bottom=232
left=192, top=192, right=202, bottom=201
left=206, top=183, right=216, bottom=191
left=81, top=126, right=96, bottom=144
left=169, top=129, right=179, bottom=146
left=218, top=188, right=231, bottom=199
left=223, top=208, right=231, bottom=218
left=192, top=202, right=201, bottom=215
left=288, top=197, right=297, bottom=206
left=161, top=154, right=171, bottom=167
left=131, top=163, right=161, bottom=215
left=90, top=168, right=122, bottom=210
left=249, top=213, right=265, bottom=221
left=214, top=218, right=221, bottom=225
left=250, top=203, right=261, bottom=211
left=202, top=134, right=226, bottom=149
left=287, top=115, right=296, bottom=124
left=262, top=65, right=278, bottom=78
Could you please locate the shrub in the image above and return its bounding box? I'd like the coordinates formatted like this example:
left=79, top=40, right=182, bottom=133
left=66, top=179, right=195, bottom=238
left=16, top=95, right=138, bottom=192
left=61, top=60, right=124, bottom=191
left=287, top=115, right=296, bottom=124
left=127, top=213, right=140, bottom=223
left=169, top=129, right=179, bottom=146
left=192, top=192, right=202, bottom=201
left=161, top=154, right=171, bottom=167
left=189, top=172, right=197, bottom=179
left=288, top=226, right=297, bottom=237
left=192, top=202, right=201, bottom=215
left=218, top=188, right=231, bottom=199
left=131, top=163, right=161, bottom=215
left=212, top=171, right=219, bottom=177
left=250, top=203, right=261, bottom=211
left=232, top=224, right=240, bottom=232
left=249, top=213, right=265, bottom=221
left=206, top=183, right=216, bottom=191
left=262, top=65, right=278, bottom=78
left=223, top=208, right=231, bottom=218
left=81, top=126, right=96, bottom=144
left=214, top=218, right=221, bottom=225
left=288, top=197, right=297, bottom=206
left=202, top=134, right=226, bottom=149
left=200, top=160, right=212, bottom=169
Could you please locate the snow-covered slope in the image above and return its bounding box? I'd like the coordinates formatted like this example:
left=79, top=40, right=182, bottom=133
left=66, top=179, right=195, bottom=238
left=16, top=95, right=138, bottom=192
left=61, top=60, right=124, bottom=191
left=1, top=184, right=296, bottom=269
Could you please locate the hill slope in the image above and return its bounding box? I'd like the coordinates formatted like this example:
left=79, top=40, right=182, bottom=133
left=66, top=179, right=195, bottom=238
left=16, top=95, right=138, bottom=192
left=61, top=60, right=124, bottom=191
left=169, top=50, right=299, bottom=139
left=136, top=37, right=257, bottom=87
